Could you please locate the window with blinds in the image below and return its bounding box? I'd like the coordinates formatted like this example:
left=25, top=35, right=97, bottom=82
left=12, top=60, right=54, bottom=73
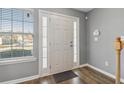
left=0, top=8, right=34, bottom=59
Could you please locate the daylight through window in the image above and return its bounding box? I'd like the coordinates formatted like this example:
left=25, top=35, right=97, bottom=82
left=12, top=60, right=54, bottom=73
left=0, top=8, right=34, bottom=59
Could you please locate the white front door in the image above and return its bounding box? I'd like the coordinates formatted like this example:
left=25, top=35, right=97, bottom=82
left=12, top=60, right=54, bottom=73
left=39, top=10, right=79, bottom=76
left=49, top=15, right=74, bottom=74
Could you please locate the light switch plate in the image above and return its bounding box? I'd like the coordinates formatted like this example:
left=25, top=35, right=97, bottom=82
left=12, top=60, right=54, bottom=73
left=93, top=29, right=100, bottom=36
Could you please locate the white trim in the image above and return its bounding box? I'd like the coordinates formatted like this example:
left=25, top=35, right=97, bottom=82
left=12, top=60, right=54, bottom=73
left=87, top=64, right=124, bottom=83
left=79, top=63, right=88, bottom=68
left=73, top=63, right=88, bottom=69
left=38, top=12, right=42, bottom=76
left=0, top=75, right=39, bottom=84
left=38, top=11, right=51, bottom=77
left=19, top=8, right=34, bottom=12
left=0, top=57, right=37, bottom=65
left=73, top=18, right=80, bottom=67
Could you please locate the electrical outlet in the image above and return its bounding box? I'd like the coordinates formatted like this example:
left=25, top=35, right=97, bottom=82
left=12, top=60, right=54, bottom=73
left=94, top=37, right=98, bottom=42
left=105, top=61, right=109, bottom=67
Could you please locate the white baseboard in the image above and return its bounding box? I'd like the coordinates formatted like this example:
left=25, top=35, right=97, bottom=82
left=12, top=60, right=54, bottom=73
left=0, top=75, right=39, bottom=84
left=87, top=64, right=124, bottom=83
left=73, top=63, right=88, bottom=69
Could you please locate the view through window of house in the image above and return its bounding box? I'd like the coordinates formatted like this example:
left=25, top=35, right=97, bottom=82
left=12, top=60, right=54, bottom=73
left=0, top=8, right=33, bottom=59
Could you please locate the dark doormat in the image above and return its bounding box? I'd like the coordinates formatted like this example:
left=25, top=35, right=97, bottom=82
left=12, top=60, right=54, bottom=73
left=53, top=70, right=78, bottom=83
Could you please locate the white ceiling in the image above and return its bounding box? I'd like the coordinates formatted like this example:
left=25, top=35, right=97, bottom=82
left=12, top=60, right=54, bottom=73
left=73, top=8, right=94, bottom=12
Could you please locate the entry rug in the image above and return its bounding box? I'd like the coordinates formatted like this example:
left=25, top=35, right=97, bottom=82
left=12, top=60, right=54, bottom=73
left=53, top=70, right=78, bottom=83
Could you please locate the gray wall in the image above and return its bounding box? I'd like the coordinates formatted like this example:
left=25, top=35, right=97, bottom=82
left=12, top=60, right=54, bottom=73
left=86, top=8, right=124, bottom=78
left=0, top=61, right=38, bottom=82
left=0, top=8, right=86, bottom=82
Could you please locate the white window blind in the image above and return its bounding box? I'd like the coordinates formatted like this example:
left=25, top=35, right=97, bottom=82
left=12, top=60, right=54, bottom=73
left=0, top=8, right=34, bottom=59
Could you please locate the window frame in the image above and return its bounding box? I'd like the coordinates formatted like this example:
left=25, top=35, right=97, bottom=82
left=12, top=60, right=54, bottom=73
left=0, top=8, right=36, bottom=64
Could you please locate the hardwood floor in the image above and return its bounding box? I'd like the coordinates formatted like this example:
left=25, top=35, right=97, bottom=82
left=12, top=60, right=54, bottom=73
left=21, top=66, right=116, bottom=84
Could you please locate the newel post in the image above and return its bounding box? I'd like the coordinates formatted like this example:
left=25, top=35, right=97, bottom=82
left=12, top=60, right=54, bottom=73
left=115, top=37, right=122, bottom=84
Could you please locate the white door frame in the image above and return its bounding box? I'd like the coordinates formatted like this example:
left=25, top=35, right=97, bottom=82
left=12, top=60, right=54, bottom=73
left=39, top=9, right=80, bottom=77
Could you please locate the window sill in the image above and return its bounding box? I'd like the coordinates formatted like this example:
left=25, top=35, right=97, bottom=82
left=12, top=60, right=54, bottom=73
left=0, top=56, right=37, bottom=65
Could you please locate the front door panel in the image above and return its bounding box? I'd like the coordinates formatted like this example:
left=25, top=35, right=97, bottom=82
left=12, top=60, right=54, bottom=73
left=49, top=15, right=73, bottom=74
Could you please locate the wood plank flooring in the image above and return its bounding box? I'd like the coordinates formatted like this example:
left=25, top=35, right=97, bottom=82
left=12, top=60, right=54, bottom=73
left=21, top=66, right=116, bottom=84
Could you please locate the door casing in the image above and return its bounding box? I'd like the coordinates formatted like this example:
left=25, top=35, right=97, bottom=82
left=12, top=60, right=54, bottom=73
left=39, top=10, right=80, bottom=77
